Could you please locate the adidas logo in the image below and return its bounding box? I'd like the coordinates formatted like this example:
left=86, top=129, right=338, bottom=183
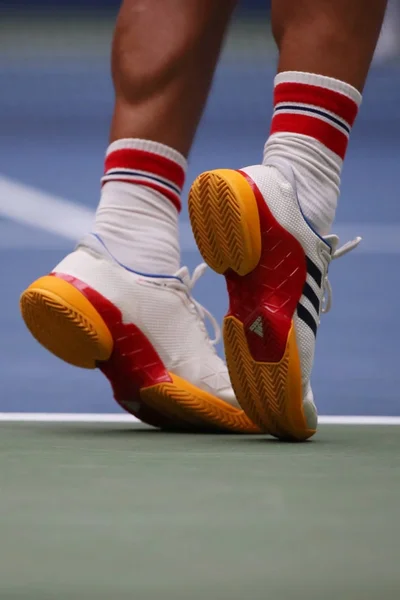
left=249, top=316, right=263, bottom=338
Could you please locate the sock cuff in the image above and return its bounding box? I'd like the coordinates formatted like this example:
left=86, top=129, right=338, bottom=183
left=274, top=71, right=362, bottom=107
left=103, top=139, right=187, bottom=212
left=106, top=138, right=187, bottom=171
left=270, top=71, right=361, bottom=160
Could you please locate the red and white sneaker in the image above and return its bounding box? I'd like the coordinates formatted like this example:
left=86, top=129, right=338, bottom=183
left=20, top=235, right=258, bottom=433
left=188, top=164, right=360, bottom=441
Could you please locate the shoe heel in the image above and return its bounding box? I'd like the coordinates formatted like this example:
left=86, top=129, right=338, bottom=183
left=188, top=169, right=261, bottom=276
left=20, top=275, right=113, bottom=368
left=223, top=317, right=312, bottom=440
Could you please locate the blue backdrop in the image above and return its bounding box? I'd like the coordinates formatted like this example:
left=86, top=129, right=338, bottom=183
left=1, top=0, right=268, bottom=9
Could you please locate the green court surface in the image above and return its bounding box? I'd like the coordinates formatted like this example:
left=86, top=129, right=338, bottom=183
left=0, top=422, right=399, bottom=600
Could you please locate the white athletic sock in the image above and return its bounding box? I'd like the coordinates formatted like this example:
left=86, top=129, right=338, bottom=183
left=263, top=71, right=362, bottom=235
left=93, top=138, right=187, bottom=274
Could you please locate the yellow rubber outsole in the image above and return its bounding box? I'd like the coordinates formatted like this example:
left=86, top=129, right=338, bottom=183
left=188, top=169, right=261, bottom=276
left=20, top=276, right=113, bottom=369
left=224, top=317, right=314, bottom=441
left=143, top=374, right=259, bottom=434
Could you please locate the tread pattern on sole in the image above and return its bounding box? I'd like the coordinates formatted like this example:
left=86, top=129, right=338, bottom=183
left=224, top=317, right=314, bottom=441
left=142, top=373, right=259, bottom=434
left=188, top=170, right=261, bottom=276
left=20, top=288, right=112, bottom=369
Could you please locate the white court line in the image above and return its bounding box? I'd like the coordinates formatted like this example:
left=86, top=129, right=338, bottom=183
left=0, top=175, right=94, bottom=240
left=1, top=174, right=400, bottom=254
left=0, top=221, right=73, bottom=250
left=0, top=413, right=399, bottom=425
left=319, top=416, right=400, bottom=425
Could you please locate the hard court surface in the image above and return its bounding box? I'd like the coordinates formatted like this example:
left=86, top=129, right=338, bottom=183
left=0, top=422, right=399, bottom=600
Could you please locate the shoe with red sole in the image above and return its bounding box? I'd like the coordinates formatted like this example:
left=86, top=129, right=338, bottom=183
left=188, top=164, right=360, bottom=441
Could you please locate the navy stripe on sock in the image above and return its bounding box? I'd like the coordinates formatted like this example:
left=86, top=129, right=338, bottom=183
left=274, top=105, right=350, bottom=134
left=103, top=171, right=181, bottom=194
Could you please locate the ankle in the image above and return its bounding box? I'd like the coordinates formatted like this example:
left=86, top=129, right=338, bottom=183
left=93, top=138, right=186, bottom=274
left=263, top=71, right=361, bottom=234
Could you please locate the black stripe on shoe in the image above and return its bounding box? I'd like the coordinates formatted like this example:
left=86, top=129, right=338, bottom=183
left=306, top=257, right=322, bottom=287
left=297, top=303, right=318, bottom=337
left=302, top=282, right=320, bottom=315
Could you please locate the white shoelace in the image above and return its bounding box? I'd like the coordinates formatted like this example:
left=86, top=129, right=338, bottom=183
left=176, top=263, right=221, bottom=346
left=322, top=236, right=362, bottom=314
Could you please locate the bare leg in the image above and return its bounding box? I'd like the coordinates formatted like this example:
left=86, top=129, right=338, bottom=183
left=262, top=0, right=388, bottom=235
left=92, top=0, right=237, bottom=276
left=272, top=0, right=387, bottom=91
left=110, top=0, right=237, bottom=156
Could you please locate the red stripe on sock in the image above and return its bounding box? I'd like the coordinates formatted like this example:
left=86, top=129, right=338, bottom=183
left=274, top=82, right=358, bottom=126
left=105, top=149, right=185, bottom=189
left=270, top=113, right=348, bottom=159
left=102, top=178, right=181, bottom=212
